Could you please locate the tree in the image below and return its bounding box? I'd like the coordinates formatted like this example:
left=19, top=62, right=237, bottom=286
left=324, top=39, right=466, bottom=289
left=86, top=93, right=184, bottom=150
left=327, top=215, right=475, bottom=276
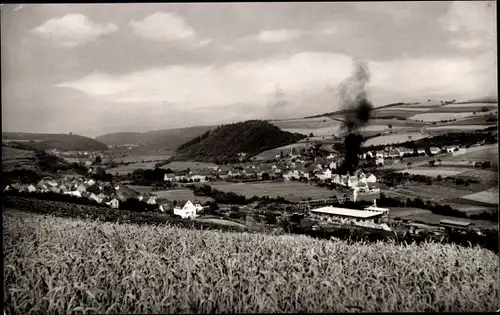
left=481, top=106, right=489, bottom=112
left=309, top=132, right=314, bottom=137
left=436, top=175, right=442, bottom=181
left=407, top=162, right=412, bottom=169
left=388, top=124, right=392, bottom=129
left=262, top=173, right=270, bottom=181
left=95, top=155, right=102, bottom=164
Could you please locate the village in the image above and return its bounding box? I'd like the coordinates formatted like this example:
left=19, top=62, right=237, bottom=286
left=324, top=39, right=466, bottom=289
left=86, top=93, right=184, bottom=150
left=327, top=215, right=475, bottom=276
left=4, top=138, right=494, bottom=240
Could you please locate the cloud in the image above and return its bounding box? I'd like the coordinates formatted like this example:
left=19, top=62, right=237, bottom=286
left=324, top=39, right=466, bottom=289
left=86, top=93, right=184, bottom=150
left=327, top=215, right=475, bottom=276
left=57, top=51, right=495, bottom=115
left=252, top=29, right=304, bottom=43
left=242, top=26, right=338, bottom=44
left=440, top=1, right=496, bottom=50
left=31, top=14, right=118, bottom=47
left=13, top=4, right=25, bottom=12
left=129, top=11, right=212, bottom=47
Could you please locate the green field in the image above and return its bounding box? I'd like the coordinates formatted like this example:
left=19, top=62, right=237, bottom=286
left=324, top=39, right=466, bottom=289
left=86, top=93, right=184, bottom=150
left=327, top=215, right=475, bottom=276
left=211, top=182, right=339, bottom=202
left=153, top=189, right=213, bottom=203
left=107, top=162, right=159, bottom=175
left=461, top=187, right=499, bottom=205
left=4, top=209, right=498, bottom=313
left=362, top=132, right=428, bottom=147
left=160, top=161, right=218, bottom=172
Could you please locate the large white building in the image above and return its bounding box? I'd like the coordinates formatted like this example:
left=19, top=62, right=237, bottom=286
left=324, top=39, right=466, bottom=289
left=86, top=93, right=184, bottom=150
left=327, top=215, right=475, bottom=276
left=173, top=200, right=204, bottom=219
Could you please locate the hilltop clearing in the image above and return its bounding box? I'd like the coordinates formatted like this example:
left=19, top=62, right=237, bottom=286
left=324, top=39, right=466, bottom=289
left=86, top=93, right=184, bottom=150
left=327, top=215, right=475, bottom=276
left=2, top=132, right=108, bottom=151
left=175, top=120, right=306, bottom=163
left=96, top=126, right=213, bottom=150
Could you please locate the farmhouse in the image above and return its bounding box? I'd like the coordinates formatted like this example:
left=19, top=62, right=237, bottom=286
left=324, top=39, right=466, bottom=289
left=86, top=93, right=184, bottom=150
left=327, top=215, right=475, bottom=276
left=429, top=147, right=440, bottom=155
left=376, top=157, right=384, bottom=166
left=399, top=149, right=413, bottom=157
left=445, top=146, right=459, bottom=153
left=106, top=198, right=120, bottom=209
left=417, top=149, right=426, bottom=155
left=173, top=200, right=201, bottom=219
left=164, top=174, right=176, bottom=182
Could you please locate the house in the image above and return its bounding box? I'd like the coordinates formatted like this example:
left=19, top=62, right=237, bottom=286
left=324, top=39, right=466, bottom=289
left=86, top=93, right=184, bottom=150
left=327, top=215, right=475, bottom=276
left=365, top=173, right=377, bottom=183
left=89, top=193, right=101, bottom=203
left=106, top=198, right=120, bottom=209
left=59, top=184, right=69, bottom=192
left=445, top=146, right=458, bottom=153
left=3, top=185, right=12, bottom=192
left=398, top=149, right=413, bottom=157
left=429, top=147, right=440, bottom=155
left=164, top=174, right=176, bottom=182
left=283, top=170, right=300, bottom=181
left=316, top=169, right=332, bottom=181
left=76, top=184, right=88, bottom=193
left=375, top=151, right=384, bottom=158
left=173, top=200, right=199, bottom=219
left=64, top=191, right=82, bottom=198
left=417, top=149, right=426, bottom=155
left=387, top=150, right=399, bottom=159
left=86, top=179, right=96, bottom=186
left=175, top=174, right=188, bottom=181
left=326, top=153, right=336, bottom=160
left=85, top=161, right=93, bottom=167
left=375, top=157, right=384, bottom=166
left=329, top=161, right=338, bottom=170
left=146, top=196, right=157, bottom=205
left=191, top=175, right=207, bottom=182
left=332, top=174, right=341, bottom=184
left=27, top=184, right=37, bottom=193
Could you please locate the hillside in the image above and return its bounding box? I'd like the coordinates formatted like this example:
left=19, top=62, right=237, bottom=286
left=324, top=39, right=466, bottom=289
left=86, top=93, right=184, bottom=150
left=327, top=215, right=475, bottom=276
left=175, top=120, right=307, bottom=163
left=2, top=146, right=88, bottom=184
left=2, top=132, right=108, bottom=151
left=96, top=126, right=213, bottom=150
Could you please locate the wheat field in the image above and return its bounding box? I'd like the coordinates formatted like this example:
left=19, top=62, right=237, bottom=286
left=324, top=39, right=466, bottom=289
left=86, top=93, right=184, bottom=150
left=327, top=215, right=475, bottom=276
left=3, top=209, right=499, bottom=314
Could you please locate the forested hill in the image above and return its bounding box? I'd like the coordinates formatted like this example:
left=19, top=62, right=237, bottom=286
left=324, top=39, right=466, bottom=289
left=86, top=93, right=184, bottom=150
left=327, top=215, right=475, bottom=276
left=175, top=120, right=307, bottom=163
left=2, top=133, right=108, bottom=151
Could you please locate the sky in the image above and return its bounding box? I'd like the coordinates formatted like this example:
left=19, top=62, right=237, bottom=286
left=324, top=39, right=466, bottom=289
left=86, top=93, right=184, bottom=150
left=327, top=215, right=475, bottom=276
left=1, top=2, right=497, bottom=137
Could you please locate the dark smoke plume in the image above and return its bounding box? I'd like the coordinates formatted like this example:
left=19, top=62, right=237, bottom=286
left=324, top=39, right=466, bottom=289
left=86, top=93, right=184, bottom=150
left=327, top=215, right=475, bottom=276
left=338, top=60, right=373, bottom=175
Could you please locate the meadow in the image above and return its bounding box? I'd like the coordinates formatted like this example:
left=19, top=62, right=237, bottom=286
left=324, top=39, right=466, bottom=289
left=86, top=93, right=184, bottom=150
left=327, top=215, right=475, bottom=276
left=107, top=162, right=159, bottom=175
left=428, top=103, right=498, bottom=112
left=409, top=111, right=496, bottom=122
left=395, top=168, right=466, bottom=178
left=362, top=132, right=428, bottom=147
left=160, top=161, right=218, bottom=172
left=4, top=209, right=498, bottom=313
left=461, top=187, right=499, bottom=205
left=211, top=182, right=337, bottom=202
left=426, top=125, right=496, bottom=131
left=153, top=189, right=213, bottom=203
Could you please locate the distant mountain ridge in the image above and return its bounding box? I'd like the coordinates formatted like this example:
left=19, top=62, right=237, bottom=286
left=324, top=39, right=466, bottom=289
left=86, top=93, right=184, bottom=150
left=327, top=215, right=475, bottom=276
left=2, top=132, right=108, bottom=152
left=175, top=120, right=307, bottom=163
left=96, top=126, right=213, bottom=150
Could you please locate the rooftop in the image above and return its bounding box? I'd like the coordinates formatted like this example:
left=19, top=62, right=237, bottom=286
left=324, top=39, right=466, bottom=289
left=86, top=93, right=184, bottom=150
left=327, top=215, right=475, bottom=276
left=311, top=206, right=384, bottom=219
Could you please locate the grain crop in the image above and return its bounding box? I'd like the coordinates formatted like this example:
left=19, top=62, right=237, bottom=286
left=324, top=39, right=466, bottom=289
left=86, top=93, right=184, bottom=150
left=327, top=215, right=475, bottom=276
left=4, top=209, right=499, bottom=314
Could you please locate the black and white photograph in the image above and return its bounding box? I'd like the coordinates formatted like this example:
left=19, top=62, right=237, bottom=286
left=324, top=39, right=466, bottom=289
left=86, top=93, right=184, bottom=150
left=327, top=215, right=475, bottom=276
left=2, top=2, right=498, bottom=313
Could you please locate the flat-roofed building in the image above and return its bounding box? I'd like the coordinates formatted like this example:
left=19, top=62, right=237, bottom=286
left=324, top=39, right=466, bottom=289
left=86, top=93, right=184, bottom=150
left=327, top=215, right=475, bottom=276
left=364, top=199, right=390, bottom=216
left=311, top=206, right=384, bottom=224
left=439, top=219, right=473, bottom=231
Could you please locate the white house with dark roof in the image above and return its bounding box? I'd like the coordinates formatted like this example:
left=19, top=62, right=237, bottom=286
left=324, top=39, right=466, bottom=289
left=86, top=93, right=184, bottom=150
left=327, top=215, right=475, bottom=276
left=173, top=200, right=200, bottom=219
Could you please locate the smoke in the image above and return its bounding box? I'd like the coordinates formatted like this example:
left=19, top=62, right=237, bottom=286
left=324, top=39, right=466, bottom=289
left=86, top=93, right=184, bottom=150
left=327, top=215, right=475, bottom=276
left=338, top=60, right=374, bottom=175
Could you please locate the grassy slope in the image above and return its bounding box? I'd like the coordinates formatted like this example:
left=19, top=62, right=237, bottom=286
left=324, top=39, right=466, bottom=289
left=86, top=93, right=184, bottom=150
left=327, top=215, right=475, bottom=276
left=3, top=132, right=108, bottom=151
left=4, top=209, right=499, bottom=313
